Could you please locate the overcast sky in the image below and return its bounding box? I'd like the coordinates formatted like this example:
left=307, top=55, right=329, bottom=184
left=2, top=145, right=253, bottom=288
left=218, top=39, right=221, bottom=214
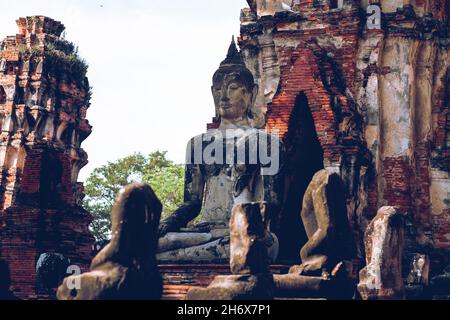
left=0, top=0, right=248, bottom=180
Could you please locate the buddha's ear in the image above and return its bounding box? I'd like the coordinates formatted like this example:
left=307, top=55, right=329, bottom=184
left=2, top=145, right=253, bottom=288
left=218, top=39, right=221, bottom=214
left=251, top=84, right=259, bottom=105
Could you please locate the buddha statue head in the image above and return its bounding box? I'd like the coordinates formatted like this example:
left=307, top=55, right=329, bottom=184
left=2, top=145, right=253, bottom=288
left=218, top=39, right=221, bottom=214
left=212, top=37, right=258, bottom=127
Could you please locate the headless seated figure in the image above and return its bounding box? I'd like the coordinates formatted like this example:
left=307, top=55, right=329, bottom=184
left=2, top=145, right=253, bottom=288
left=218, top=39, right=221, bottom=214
left=290, top=170, right=355, bottom=276
left=274, top=170, right=355, bottom=299
left=57, top=183, right=163, bottom=300
left=157, top=38, right=282, bottom=262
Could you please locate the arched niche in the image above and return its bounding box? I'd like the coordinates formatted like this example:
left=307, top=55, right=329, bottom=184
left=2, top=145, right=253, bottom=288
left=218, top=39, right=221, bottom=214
left=39, top=150, right=63, bottom=207
left=277, top=92, right=324, bottom=262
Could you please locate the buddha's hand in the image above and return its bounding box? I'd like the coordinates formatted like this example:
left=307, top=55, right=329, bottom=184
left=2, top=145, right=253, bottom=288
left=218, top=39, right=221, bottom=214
left=158, top=223, right=172, bottom=237
left=158, top=219, right=183, bottom=237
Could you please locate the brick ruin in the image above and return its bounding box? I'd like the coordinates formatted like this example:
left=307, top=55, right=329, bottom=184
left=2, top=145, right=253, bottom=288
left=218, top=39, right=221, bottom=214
left=0, top=16, right=94, bottom=299
left=202, top=0, right=450, bottom=269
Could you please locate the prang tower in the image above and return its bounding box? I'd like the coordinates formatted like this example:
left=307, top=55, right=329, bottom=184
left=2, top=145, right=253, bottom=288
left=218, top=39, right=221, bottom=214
left=0, top=16, right=94, bottom=299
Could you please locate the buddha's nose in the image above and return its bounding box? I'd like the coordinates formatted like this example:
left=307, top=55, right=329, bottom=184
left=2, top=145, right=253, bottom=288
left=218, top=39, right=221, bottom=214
left=220, top=91, right=230, bottom=101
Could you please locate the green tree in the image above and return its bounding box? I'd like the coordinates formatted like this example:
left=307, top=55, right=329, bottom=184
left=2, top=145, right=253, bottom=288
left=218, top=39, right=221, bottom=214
left=84, top=151, right=184, bottom=240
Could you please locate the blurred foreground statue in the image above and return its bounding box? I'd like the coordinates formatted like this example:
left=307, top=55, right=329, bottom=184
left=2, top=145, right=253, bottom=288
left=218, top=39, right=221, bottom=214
left=57, top=183, right=163, bottom=300
left=358, top=206, right=405, bottom=300
left=187, top=202, right=275, bottom=300
left=274, top=170, right=356, bottom=299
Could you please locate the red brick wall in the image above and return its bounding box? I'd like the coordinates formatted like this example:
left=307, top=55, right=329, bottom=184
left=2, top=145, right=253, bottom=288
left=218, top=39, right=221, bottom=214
left=15, top=149, right=42, bottom=195
left=0, top=147, right=93, bottom=299
left=0, top=207, right=40, bottom=299
left=0, top=205, right=93, bottom=299
left=381, top=157, right=414, bottom=217
left=266, top=45, right=341, bottom=164
left=241, top=3, right=450, bottom=251
left=414, top=142, right=432, bottom=228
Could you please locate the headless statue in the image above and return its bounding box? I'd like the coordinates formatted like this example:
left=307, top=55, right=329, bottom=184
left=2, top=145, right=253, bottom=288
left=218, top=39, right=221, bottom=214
left=291, top=170, right=355, bottom=276
left=57, top=183, right=163, bottom=300
left=157, top=38, right=283, bottom=262
left=274, top=170, right=356, bottom=298
left=187, top=202, right=275, bottom=300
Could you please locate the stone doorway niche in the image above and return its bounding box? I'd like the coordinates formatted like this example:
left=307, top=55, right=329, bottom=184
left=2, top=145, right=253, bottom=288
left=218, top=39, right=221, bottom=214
left=277, top=92, right=324, bottom=262
left=39, top=150, right=63, bottom=207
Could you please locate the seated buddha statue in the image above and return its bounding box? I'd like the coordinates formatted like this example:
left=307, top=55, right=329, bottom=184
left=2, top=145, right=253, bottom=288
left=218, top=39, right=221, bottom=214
left=157, top=38, right=283, bottom=262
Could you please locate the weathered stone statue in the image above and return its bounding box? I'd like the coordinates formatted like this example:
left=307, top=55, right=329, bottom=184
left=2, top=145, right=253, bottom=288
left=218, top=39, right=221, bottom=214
left=57, top=183, right=163, bottom=300
left=357, top=206, right=405, bottom=300
left=186, top=202, right=274, bottom=300
left=290, top=170, right=355, bottom=276
left=274, top=170, right=356, bottom=299
left=157, top=38, right=282, bottom=262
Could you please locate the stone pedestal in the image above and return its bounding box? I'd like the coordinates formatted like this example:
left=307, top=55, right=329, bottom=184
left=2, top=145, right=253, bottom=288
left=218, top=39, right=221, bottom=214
left=358, top=206, right=405, bottom=300
left=158, top=264, right=290, bottom=300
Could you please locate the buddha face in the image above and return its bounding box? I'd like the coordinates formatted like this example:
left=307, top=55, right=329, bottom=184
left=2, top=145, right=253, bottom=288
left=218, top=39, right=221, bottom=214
left=212, top=72, right=256, bottom=122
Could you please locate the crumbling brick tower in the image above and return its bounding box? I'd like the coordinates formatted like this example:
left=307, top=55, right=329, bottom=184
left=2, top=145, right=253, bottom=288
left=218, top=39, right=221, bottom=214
left=0, top=16, right=94, bottom=299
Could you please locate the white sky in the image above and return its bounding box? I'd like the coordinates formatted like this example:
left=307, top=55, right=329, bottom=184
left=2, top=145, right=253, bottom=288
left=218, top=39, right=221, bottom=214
left=0, top=0, right=248, bottom=181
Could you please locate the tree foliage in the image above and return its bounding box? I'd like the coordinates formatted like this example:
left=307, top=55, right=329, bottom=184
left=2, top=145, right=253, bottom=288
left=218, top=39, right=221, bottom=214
left=84, top=151, right=184, bottom=240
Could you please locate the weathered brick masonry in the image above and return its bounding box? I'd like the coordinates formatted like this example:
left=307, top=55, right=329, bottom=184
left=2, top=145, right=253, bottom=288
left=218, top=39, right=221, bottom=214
left=0, top=17, right=94, bottom=299
left=227, top=0, right=450, bottom=262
